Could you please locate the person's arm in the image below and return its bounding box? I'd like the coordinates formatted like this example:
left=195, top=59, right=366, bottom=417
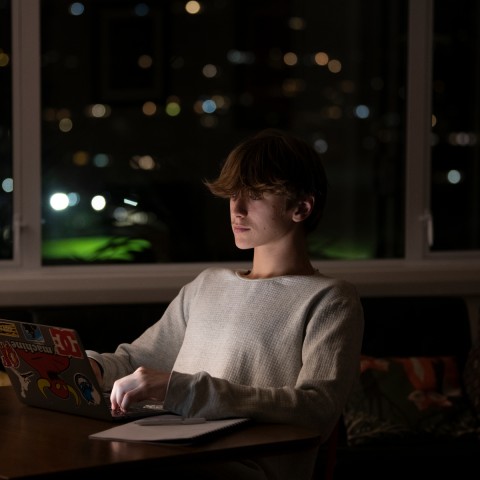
left=88, top=357, right=104, bottom=386
left=85, top=284, right=189, bottom=392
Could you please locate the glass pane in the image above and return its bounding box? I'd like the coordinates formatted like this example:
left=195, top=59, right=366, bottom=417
left=41, top=0, right=407, bottom=265
left=431, top=0, right=480, bottom=251
left=0, top=0, right=13, bottom=261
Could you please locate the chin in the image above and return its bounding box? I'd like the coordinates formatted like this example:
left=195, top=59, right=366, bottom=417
left=234, top=241, right=253, bottom=250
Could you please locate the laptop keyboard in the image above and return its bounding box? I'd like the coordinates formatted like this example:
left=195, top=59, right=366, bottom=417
left=104, top=394, right=166, bottom=419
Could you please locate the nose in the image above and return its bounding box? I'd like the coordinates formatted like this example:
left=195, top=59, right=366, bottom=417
left=230, top=195, right=247, bottom=217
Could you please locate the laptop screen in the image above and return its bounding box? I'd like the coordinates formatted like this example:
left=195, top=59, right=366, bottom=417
left=0, top=319, right=163, bottom=421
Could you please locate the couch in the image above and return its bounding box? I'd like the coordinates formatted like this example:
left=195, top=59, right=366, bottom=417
left=332, top=296, right=480, bottom=480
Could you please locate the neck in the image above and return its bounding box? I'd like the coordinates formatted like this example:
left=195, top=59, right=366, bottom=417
left=246, top=243, right=315, bottom=279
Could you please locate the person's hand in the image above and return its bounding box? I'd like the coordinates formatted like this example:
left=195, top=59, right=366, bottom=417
left=110, top=366, right=170, bottom=412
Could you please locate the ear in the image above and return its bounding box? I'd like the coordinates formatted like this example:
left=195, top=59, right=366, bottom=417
left=292, top=195, right=314, bottom=223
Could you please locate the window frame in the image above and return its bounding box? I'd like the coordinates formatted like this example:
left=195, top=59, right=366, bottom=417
left=1, top=0, right=479, bottom=309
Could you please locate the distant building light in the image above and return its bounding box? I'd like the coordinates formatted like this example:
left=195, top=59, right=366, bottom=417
left=283, top=52, right=298, bottom=66
left=138, top=54, right=153, bottom=69
left=67, top=192, right=80, bottom=206
left=91, top=195, right=106, bottom=211
left=134, top=3, right=150, bottom=16
left=354, top=105, right=370, bottom=119
left=50, top=193, right=69, bottom=211
left=143, top=101, right=157, bottom=116
left=1, top=177, right=13, bottom=193
left=59, top=118, right=73, bottom=132
left=328, top=59, right=342, bottom=73
left=314, top=139, right=328, bottom=154
left=448, top=131, right=477, bottom=146
left=72, top=150, right=89, bottom=166
left=166, top=102, right=181, bottom=116
left=288, top=17, right=306, bottom=31
left=185, top=1, right=201, bottom=15
left=138, top=155, right=155, bottom=170
left=90, top=104, right=110, bottom=118
left=0, top=51, right=10, bottom=67
left=314, top=52, right=329, bottom=66
left=226, top=50, right=255, bottom=65
left=202, top=64, right=217, bottom=78
left=202, top=99, right=216, bottom=114
left=69, top=2, right=85, bottom=16
left=113, top=207, right=129, bottom=224
left=447, top=169, right=461, bottom=184
left=93, top=153, right=110, bottom=168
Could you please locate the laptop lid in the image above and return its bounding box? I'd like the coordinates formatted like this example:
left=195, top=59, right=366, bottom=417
left=0, top=318, right=163, bottom=422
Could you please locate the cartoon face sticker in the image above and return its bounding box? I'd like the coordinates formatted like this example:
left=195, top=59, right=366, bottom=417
left=75, top=373, right=101, bottom=405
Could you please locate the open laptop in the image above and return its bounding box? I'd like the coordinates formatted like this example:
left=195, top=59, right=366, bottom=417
left=0, top=318, right=166, bottom=422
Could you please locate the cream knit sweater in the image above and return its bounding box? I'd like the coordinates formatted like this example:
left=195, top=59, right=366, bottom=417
left=87, top=267, right=363, bottom=478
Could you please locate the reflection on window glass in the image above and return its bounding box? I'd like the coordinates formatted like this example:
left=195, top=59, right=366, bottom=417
left=0, top=0, right=12, bottom=261
left=41, top=0, right=407, bottom=265
left=431, top=0, right=480, bottom=251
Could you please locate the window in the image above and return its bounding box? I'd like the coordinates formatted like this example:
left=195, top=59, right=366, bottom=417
left=0, top=0, right=12, bottom=262
left=40, top=0, right=407, bottom=264
left=1, top=0, right=479, bottom=307
left=431, top=0, right=480, bottom=252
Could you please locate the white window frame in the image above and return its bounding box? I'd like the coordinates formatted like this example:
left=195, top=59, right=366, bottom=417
left=1, top=0, right=479, bottom=309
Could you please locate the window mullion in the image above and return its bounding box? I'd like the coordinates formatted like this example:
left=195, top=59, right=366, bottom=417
left=405, top=0, right=433, bottom=260
left=12, top=0, right=42, bottom=269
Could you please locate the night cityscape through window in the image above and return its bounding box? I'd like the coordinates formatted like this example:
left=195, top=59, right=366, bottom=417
left=1, top=1, right=479, bottom=265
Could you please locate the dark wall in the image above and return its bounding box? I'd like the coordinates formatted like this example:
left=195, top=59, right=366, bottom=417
left=1, top=296, right=471, bottom=370
left=0, top=303, right=169, bottom=354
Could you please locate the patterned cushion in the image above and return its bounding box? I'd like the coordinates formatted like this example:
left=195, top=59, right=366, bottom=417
left=344, top=355, right=480, bottom=446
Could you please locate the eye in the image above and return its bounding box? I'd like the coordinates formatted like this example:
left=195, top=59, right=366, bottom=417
left=248, top=191, right=263, bottom=200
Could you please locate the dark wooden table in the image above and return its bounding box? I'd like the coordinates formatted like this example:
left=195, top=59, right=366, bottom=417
left=0, top=386, right=322, bottom=479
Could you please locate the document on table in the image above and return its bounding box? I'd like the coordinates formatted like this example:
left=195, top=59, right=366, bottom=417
left=89, top=414, right=250, bottom=444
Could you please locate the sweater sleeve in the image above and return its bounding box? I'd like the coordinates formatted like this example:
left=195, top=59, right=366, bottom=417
left=86, top=285, right=189, bottom=390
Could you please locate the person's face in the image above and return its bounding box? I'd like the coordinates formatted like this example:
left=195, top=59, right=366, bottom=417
left=230, top=191, right=297, bottom=250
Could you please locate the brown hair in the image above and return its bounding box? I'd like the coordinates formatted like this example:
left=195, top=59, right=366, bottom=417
left=205, top=128, right=328, bottom=232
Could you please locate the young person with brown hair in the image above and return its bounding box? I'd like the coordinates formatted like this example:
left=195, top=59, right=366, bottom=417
left=88, top=128, right=364, bottom=479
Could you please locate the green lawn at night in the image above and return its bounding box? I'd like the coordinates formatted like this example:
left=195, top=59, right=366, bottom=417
left=42, top=237, right=151, bottom=262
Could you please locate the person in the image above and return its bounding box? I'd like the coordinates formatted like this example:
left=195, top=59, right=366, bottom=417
left=87, top=128, right=364, bottom=479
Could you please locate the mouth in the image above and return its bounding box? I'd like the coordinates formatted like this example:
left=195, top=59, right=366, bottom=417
left=232, top=224, right=250, bottom=234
